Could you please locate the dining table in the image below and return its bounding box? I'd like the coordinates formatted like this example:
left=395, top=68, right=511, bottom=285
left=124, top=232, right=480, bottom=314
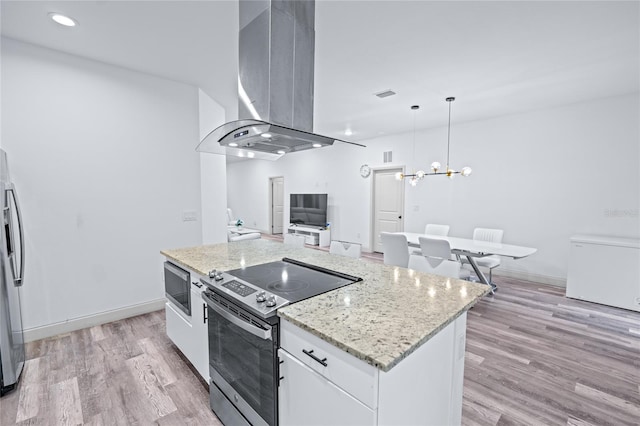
left=395, top=232, right=537, bottom=294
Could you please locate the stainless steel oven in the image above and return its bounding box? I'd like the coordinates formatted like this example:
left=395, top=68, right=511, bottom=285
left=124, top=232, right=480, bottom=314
left=164, top=261, right=190, bottom=316
left=203, top=290, right=279, bottom=426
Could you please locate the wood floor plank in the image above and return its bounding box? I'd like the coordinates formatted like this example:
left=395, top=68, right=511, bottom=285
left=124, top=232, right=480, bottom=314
left=574, top=383, right=640, bottom=418
left=50, top=377, right=83, bottom=426
left=465, top=351, right=485, bottom=367
left=15, top=358, right=41, bottom=423
left=461, top=398, right=501, bottom=426
left=125, top=353, right=178, bottom=420
left=137, top=338, right=177, bottom=386
left=566, top=417, right=598, bottom=426
left=89, top=325, right=106, bottom=342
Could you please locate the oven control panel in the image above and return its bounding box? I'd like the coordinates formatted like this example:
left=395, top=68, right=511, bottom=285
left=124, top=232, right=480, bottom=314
left=201, top=273, right=289, bottom=319
left=222, top=280, right=257, bottom=297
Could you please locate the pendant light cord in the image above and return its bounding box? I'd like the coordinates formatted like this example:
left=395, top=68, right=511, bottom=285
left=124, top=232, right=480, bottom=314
left=446, top=99, right=452, bottom=170
left=411, top=105, right=419, bottom=172
left=413, top=108, right=417, bottom=161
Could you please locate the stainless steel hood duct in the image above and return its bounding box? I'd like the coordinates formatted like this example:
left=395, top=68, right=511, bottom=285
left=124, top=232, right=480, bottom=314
left=196, top=0, right=364, bottom=160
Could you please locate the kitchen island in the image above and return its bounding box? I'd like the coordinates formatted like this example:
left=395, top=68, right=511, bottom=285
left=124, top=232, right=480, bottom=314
left=162, top=239, right=489, bottom=425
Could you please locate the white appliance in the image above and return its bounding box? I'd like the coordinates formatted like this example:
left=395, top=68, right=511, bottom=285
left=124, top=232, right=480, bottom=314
left=566, top=234, right=640, bottom=312
left=0, top=149, right=26, bottom=396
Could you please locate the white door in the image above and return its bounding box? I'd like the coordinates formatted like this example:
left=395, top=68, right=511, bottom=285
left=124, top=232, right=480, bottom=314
left=372, top=168, right=404, bottom=253
left=271, top=177, right=284, bottom=234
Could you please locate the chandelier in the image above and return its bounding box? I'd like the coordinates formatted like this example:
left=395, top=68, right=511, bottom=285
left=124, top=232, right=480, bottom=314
left=396, top=97, right=472, bottom=186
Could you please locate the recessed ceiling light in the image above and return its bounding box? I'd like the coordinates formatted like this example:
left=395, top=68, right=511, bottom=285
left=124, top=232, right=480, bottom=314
left=344, top=129, right=353, bottom=136
left=277, top=150, right=286, bottom=155
left=312, top=143, right=322, bottom=148
left=247, top=152, right=255, bottom=158
left=229, top=142, right=238, bottom=147
left=49, top=13, right=77, bottom=27
left=261, top=133, right=272, bottom=138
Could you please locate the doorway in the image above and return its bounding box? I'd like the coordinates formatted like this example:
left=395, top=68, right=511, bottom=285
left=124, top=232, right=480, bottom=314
left=269, top=176, right=284, bottom=235
left=371, top=167, right=405, bottom=252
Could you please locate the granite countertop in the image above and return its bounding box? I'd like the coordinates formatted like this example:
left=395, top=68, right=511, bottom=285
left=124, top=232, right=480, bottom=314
left=161, top=239, right=489, bottom=372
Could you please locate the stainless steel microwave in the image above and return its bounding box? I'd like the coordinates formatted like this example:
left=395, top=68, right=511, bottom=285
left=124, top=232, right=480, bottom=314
left=164, top=261, right=190, bottom=316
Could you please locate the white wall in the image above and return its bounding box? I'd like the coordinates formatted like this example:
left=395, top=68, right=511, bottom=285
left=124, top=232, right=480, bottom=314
left=1, top=38, right=203, bottom=332
left=227, top=93, right=640, bottom=284
left=198, top=89, right=228, bottom=245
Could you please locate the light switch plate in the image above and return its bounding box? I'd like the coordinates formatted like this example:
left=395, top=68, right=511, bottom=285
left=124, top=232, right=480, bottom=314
left=182, top=210, right=197, bottom=222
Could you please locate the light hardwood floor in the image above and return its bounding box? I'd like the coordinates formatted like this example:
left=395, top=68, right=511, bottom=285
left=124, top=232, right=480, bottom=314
left=1, top=270, right=638, bottom=425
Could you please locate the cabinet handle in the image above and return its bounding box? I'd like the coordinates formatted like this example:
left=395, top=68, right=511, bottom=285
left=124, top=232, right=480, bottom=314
left=302, top=349, right=328, bottom=367
left=192, top=281, right=202, bottom=288
left=203, top=303, right=207, bottom=323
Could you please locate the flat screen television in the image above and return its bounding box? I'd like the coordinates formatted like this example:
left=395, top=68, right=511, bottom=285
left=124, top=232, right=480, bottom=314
left=290, top=193, right=328, bottom=228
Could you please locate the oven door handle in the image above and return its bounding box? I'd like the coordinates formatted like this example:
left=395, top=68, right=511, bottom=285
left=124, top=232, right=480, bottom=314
left=204, top=294, right=272, bottom=341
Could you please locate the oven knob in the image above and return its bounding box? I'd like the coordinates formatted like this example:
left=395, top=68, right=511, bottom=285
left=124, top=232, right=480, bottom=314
left=214, top=272, right=224, bottom=281
left=256, top=291, right=266, bottom=303
left=208, top=269, right=217, bottom=279
left=265, top=295, right=277, bottom=307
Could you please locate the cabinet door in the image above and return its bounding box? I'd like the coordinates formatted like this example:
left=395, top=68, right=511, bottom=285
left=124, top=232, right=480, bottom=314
left=190, top=287, right=209, bottom=381
left=278, top=349, right=375, bottom=426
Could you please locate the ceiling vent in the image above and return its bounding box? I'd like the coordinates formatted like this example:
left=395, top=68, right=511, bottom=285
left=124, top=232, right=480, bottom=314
left=374, top=90, right=396, bottom=98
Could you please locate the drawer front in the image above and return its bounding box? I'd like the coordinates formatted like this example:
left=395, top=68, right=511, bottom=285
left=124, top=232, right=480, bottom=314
left=165, top=301, right=193, bottom=358
left=280, top=320, right=378, bottom=409
left=279, top=349, right=376, bottom=426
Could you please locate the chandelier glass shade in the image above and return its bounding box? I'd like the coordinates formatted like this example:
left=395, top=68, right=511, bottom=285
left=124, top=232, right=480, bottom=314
left=397, top=97, right=472, bottom=186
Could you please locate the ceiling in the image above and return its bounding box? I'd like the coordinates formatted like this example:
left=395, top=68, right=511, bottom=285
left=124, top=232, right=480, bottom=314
left=2, top=1, right=639, bottom=142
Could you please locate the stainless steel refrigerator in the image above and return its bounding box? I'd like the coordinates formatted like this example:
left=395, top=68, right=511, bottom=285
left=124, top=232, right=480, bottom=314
left=0, top=149, right=25, bottom=396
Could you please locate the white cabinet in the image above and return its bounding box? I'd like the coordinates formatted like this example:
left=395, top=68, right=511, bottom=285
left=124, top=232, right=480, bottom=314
left=287, top=225, right=330, bottom=247
left=566, top=235, right=640, bottom=312
left=278, top=349, right=375, bottom=426
left=278, top=314, right=468, bottom=426
left=189, top=284, right=209, bottom=380
left=164, top=266, right=209, bottom=381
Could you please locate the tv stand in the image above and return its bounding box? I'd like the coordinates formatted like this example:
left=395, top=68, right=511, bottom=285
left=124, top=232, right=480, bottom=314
left=287, top=225, right=330, bottom=247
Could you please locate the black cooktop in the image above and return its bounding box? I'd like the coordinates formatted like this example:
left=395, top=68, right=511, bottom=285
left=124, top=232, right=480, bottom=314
left=226, top=258, right=361, bottom=304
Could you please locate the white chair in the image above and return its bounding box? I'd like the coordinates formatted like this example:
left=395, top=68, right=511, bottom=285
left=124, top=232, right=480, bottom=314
left=227, top=208, right=236, bottom=225
left=329, top=241, right=362, bottom=259
left=284, top=233, right=306, bottom=248
left=425, top=224, right=450, bottom=236
left=462, top=228, right=503, bottom=283
left=410, top=223, right=451, bottom=255
left=409, top=236, right=469, bottom=279
left=408, top=255, right=463, bottom=279
left=380, top=232, right=410, bottom=268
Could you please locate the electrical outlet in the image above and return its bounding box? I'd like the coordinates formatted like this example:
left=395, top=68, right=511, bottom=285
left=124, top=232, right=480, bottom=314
left=182, top=211, right=197, bottom=222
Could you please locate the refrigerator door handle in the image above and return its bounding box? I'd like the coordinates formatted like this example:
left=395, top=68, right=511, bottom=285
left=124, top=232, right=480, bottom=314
left=7, top=187, right=24, bottom=287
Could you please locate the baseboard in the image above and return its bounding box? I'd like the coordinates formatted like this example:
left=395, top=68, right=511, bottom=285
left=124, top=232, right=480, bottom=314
left=494, top=269, right=567, bottom=288
left=23, top=298, right=166, bottom=343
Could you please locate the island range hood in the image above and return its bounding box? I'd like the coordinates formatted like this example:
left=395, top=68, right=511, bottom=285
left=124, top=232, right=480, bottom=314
left=196, top=0, right=364, bottom=160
